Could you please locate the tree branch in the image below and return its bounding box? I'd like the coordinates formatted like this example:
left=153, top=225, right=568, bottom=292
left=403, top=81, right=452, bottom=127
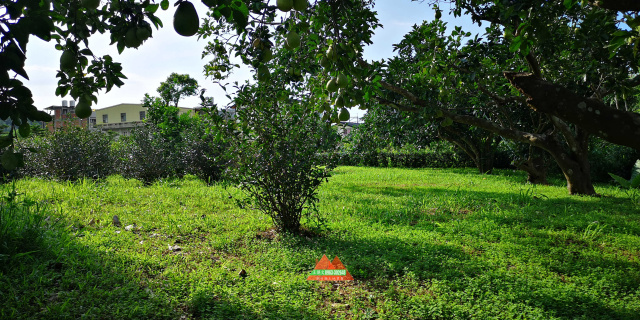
left=525, top=51, right=543, bottom=79
left=477, top=85, right=526, bottom=105
left=438, top=108, right=548, bottom=147
left=504, top=71, right=640, bottom=150
left=379, top=80, right=429, bottom=107
left=374, top=96, right=421, bottom=113
left=549, top=116, right=578, bottom=151
left=591, top=0, right=640, bottom=12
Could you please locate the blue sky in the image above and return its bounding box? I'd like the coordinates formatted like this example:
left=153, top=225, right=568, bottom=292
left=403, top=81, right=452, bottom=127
left=23, top=0, right=482, bottom=118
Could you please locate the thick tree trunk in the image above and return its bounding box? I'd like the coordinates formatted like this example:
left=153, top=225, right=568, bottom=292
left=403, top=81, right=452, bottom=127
left=439, top=127, right=499, bottom=174
left=515, top=146, right=548, bottom=184
left=377, top=79, right=598, bottom=195
left=477, top=156, right=494, bottom=175
left=548, top=150, right=595, bottom=195
left=440, top=110, right=597, bottom=195
left=540, top=125, right=596, bottom=195
left=477, top=135, right=499, bottom=174
left=504, top=72, right=640, bottom=151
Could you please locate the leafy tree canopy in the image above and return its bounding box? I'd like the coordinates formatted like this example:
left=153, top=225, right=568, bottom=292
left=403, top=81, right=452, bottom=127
left=157, top=73, right=200, bottom=108
left=3, top=0, right=640, bottom=172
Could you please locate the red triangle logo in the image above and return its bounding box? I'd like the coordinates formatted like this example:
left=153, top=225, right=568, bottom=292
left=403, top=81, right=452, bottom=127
left=307, top=255, right=353, bottom=281
left=314, top=255, right=335, bottom=270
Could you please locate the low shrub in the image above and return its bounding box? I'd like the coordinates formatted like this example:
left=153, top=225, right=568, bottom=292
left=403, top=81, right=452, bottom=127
left=20, top=127, right=114, bottom=180
left=112, top=125, right=183, bottom=184
left=179, top=116, right=228, bottom=184
left=224, top=99, right=336, bottom=234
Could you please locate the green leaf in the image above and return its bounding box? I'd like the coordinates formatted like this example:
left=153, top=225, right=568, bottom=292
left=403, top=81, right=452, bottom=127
left=9, top=86, right=32, bottom=100
left=28, top=16, right=54, bottom=41
left=607, top=35, right=627, bottom=58
left=609, top=173, right=631, bottom=189
left=3, top=47, right=29, bottom=80
left=563, top=0, right=575, bottom=9
left=0, top=136, right=12, bottom=149
left=509, top=36, right=522, bottom=53
left=232, top=8, right=248, bottom=32
left=630, top=173, right=640, bottom=189
left=613, top=30, right=633, bottom=37
left=625, top=16, right=640, bottom=30
left=145, top=3, right=159, bottom=13
left=149, top=15, right=163, bottom=28
left=1, top=151, right=18, bottom=171
left=160, top=0, right=169, bottom=10
left=12, top=20, right=30, bottom=52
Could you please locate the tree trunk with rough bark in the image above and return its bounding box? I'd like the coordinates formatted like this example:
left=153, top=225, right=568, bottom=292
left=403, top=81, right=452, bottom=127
left=515, top=146, right=549, bottom=185
left=504, top=72, right=640, bottom=151
left=478, top=133, right=500, bottom=175
left=545, top=147, right=595, bottom=195
left=440, top=110, right=597, bottom=195
left=439, top=127, right=500, bottom=174
left=377, top=79, right=598, bottom=195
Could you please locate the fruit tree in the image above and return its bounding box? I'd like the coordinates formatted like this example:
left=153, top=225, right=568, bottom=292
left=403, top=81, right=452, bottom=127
left=3, top=0, right=640, bottom=191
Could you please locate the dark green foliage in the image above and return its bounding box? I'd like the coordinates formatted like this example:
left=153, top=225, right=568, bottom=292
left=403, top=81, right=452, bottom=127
left=112, top=114, right=227, bottom=185
left=112, top=125, right=184, bottom=184
left=223, top=100, right=337, bottom=233
left=19, top=127, right=114, bottom=180
left=347, top=105, right=437, bottom=153
left=179, top=115, right=228, bottom=184
left=156, top=73, right=199, bottom=108
left=323, top=149, right=473, bottom=168
left=142, top=93, right=189, bottom=140
left=340, top=107, right=477, bottom=169
left=589, top=137, right=640, bottom=182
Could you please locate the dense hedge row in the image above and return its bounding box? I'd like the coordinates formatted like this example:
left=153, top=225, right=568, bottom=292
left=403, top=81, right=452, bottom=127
left=20, top=127, right=114, bottom=180
left=320, top=150, right=474, bottom=168
left=17, top=123, right=226, bottom=184
left=8, top=126, right=639, bottom=184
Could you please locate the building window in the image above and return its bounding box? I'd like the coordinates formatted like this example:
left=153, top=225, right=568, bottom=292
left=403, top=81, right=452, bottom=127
left=102, top=114, right=108, bottom=123
left=121, top=113, right=126, bottom=122
left=139, top=111, right=145, bottom=120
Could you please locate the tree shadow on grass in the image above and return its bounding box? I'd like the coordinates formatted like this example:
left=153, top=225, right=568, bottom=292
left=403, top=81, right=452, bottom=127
left=332, top=182, right=640, bottom=234
left=1, top=229, right=180, bottom=319
left=306, top=180, right=640, bottom=318
left=0, top=221, right=327, bottom=320
left=278, top=224, right=638, bottom=319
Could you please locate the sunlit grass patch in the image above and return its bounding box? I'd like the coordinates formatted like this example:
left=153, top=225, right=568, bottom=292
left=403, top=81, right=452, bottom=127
left=1, top=168, right=639, bottom=319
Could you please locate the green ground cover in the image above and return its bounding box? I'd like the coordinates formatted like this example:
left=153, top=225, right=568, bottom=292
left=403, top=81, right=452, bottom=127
left=1, top=167, right=639, bottom=319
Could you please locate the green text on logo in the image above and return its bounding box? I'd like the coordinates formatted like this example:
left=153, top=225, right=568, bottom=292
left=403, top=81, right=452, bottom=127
left=309, top=269, right=347, bottom=276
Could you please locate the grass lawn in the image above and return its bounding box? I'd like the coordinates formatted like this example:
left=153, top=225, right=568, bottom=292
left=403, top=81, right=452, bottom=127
left=1, top=167, right=639, bottom=319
